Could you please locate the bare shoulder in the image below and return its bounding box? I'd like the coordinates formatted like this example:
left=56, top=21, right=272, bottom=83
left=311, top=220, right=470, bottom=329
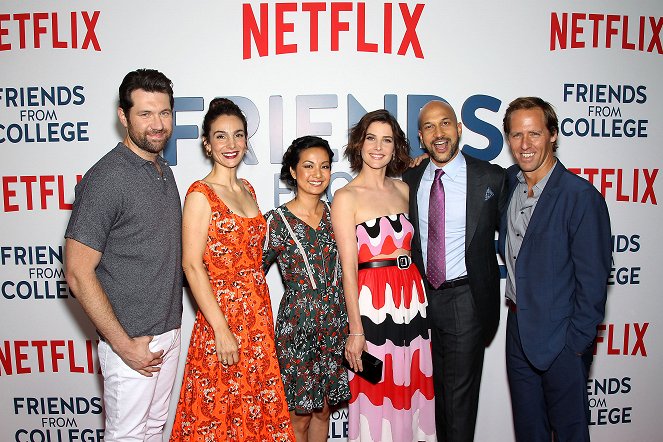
left=393, top=178, right=409, bottom=192
left=183, top=191, right=211, bottom=219
left=389, top=178, right=409, bottom=200
left=331, top=185, right=357, bottom=212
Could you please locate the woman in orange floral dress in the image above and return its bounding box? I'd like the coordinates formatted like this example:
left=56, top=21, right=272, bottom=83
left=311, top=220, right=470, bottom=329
left=169, top=98, right=294, bottom=441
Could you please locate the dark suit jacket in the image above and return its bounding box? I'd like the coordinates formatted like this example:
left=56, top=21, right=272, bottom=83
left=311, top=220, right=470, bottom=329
left=498, top=161, right=611, bottom=370
left=403, top=153, right=507, bottom=343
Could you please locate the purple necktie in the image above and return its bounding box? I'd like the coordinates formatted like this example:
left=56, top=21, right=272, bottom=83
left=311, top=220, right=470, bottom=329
left=427, top=168, right=446, bottom=289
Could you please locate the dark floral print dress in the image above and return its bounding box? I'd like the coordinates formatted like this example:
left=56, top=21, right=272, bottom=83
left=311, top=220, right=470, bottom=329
left=263, top=202, right=351, bottom=414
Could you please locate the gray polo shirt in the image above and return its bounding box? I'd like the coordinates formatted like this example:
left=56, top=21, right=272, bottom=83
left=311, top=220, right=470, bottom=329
left=65, top=142, right=183, bottom=337
left=505, top=161, right=557, bottom=304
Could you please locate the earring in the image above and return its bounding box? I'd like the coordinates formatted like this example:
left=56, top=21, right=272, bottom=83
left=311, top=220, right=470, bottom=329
left=205, top=149, right=212, bottom=157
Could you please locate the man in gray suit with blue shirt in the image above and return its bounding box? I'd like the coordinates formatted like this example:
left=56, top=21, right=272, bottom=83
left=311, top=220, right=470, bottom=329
left=403, top=100, right=507, bottom=442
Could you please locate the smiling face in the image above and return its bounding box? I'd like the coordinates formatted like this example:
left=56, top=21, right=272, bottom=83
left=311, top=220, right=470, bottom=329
left=118, top=89, right=173, bottom=159
left=290, top=146, right=332, bottom=197
left=418, top=100, right=462, bottom=167
left=360, top=121, right=394, bottom=171
left=506, top=107, right=558, bottom=185
left=204, top=114, right=247, bottom=168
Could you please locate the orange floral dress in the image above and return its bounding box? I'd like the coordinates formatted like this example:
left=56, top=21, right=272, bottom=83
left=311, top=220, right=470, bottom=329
left=170, top=180, right=294, bottom=441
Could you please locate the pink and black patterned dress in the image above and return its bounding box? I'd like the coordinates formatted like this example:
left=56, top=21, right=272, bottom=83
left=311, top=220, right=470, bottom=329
left=350, top=213, right=436, bottom=441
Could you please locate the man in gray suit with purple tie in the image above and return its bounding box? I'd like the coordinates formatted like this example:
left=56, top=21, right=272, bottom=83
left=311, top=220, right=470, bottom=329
left=403, top=100, right=507, bottom=442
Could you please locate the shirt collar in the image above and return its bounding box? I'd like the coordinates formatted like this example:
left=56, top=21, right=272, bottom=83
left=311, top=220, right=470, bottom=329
left=516, top=159, right=557, bottom=197
left=425, top=151, right=465, bottom=181
left=115, top=142, right=169, bottom=168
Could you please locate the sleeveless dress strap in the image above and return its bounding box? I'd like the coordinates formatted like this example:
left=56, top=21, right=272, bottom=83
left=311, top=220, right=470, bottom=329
left=277, top=207, right=318, bottom=290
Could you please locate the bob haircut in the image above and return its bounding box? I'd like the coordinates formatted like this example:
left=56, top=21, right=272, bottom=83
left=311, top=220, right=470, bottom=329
left=280, top=136, right=334, bottom=190
left=344, top=109, right=410, bottom=177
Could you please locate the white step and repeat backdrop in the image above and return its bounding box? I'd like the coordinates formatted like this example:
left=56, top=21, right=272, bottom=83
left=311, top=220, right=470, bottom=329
left=2, top=1, right=661, bottom=440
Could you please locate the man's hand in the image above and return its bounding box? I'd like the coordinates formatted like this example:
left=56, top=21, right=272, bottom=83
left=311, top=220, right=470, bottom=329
left=114, top=336, right=164, bottom=377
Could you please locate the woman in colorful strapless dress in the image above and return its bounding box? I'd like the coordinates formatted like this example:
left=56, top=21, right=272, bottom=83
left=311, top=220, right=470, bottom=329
left=331, top=109, right=435, bottom=441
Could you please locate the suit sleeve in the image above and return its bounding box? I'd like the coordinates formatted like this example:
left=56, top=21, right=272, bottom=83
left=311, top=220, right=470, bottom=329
left=566, top=187, right=612, bottom=354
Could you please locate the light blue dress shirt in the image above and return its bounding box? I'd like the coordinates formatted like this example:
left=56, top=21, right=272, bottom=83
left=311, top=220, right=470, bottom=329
left=416, top=153, right=468, bottom=280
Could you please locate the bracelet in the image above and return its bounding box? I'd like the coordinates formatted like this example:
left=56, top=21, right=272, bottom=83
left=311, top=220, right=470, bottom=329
left=348, top=333, right=364, bottom=336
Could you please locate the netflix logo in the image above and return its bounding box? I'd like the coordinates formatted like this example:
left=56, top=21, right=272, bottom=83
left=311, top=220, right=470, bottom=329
left=568, top=168, right=657, bottom=205
left=2, top=174, right=82, bottom=212
left=550, top=12, right=662, bottom=54
left=0, top=339, right=100, bottom=376
left=0, top=11, right=101, bottom=51
left=594, top=323, right=649, bottom=357
left=242, top=2, right=425, bottom=59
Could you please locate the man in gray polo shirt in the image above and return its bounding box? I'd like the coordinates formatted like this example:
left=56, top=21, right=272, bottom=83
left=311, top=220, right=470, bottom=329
left=65, top=69, right=183, bottom=441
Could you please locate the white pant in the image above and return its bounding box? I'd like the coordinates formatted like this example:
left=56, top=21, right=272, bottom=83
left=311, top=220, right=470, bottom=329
left=98, top=328, right=181, bottom=442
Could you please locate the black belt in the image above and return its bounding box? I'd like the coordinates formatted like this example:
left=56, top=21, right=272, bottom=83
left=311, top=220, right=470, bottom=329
left=435, top=275, right=470, bottom=290
left=507, top=299, right=517, bottom=313
left=358, top=255, right=411, bottom=271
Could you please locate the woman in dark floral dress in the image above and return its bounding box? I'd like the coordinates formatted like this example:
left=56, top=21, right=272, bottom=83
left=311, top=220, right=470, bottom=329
left=263, top=136, right=351, bottom=442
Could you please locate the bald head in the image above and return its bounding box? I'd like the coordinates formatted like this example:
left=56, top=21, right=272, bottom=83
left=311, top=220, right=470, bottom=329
left=418, top=100, right=462, bottom=167
left=418, top=100, right=458, bottom=129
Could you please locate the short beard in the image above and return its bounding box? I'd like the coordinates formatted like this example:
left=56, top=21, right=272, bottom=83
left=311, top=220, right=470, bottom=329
left=427, top=138, right=459, bottom=165
left=127, top=122, right=170, bottom=154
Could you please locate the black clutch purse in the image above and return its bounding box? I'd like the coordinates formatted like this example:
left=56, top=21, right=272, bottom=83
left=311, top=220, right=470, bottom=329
left=343, top=351, right=383, bottom=384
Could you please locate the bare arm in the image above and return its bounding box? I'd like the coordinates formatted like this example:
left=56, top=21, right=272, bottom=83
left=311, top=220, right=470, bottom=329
left=331, top=188, right=366, bottom=371
left=182, top=191, right=239, bottom=366
left=64, top=239, right=163, bottom=376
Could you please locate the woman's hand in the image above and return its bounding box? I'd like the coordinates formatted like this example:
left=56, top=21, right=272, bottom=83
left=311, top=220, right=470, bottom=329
left=345, top=334, right=367, bottom=372
left=409, top=152, right=429, bottom=167
left=215, top=327, right=240, bottom=367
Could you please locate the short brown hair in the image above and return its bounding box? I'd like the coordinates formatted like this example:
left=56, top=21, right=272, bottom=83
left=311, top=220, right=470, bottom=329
left=344, top=109, right=410, bottom=176
left=503, top=97, right=559, bottom=150
left=118, top=69, right=174, bottom=115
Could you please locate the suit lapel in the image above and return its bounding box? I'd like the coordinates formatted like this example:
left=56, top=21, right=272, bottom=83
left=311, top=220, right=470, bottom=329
left=499, top=167, right=520, bottom=256
left=465, top=155, right=485, bottom=248
left=408, top=159, right=428, bottom=236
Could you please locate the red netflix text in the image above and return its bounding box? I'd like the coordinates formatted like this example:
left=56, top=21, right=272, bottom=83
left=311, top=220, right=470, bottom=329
left=2, top=174, right=82, bottom=212
left=242, top=2, right=425, bottom=59
left=0, top=11, right=100, bottom=51
left=594, top=323, right=648, bottom=357
left=568, top=168, right=657, bottom=205
left=550, top=12, right=662, bottom=54
left=0, top=339, right=100, bottom=375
